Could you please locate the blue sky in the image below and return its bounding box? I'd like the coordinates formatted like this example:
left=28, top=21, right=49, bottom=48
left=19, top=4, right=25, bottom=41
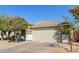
left=0, top=5, right=76, bottom=24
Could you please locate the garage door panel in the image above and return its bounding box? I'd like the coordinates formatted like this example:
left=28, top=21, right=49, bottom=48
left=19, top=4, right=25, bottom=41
left=32, top=30, right=57, bottom=43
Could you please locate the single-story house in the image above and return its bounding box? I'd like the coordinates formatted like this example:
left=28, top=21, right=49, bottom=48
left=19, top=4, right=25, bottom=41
left=30, top=20, right=61, bottom=43
left=0, top=20, right=70, bottom=43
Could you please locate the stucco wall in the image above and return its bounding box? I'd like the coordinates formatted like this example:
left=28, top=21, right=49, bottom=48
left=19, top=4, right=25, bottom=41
left=32, top=29, right=57, bottom=43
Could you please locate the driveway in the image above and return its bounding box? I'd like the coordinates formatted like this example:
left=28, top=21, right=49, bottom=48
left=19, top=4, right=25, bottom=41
left=0, top=41, right=79, bottom=53
left=0, top=41, right=68, bottom=53
left=0, top=40, right=18, bottom=49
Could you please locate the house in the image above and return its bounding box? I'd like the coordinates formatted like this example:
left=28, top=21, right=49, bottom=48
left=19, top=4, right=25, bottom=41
left=0, top=19, right=70, bottom=43
left=30, top=20, right=61, bottom=43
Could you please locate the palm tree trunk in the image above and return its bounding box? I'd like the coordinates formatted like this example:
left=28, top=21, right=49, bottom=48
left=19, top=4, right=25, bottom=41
left=69, top=32, right=72, bottom=52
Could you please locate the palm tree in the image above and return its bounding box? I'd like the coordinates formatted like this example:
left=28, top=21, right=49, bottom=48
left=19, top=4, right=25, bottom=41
left=59, top=17, right=74, bottom=52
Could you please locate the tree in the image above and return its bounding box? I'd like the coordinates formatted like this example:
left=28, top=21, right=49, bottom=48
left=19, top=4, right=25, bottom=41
left=13, top=17, right=29, bottom=31
left=0, top=15, right=30, bottom=41
left=0, top=17, right=7, bottom=31
left=64, top=6, right=79, bottom=52
left=69, top=6, right=79, bottom=20
left=59, top=17, right=74, bottom=52
left=69, top=6, right=79, bottom=41
left=69, top=6, right=79, bottom=29
left=5, top=16, right=29, bottom=42
left=0, top=15, right=29, bottom=31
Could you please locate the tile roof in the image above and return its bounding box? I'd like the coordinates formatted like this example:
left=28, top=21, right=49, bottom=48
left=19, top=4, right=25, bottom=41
left=31, top=20, right=60, bottom=29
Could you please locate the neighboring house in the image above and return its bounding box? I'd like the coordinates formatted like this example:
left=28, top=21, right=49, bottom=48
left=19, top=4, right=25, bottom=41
left=30, top=20, right=60, bottom=43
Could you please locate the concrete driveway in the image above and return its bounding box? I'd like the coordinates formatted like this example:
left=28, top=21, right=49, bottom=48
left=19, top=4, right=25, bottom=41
left=0, top=40, right=18, bottom=49
left=0, top=41, right=68, bottom=53
left=0, top=41, right=79, bottom=53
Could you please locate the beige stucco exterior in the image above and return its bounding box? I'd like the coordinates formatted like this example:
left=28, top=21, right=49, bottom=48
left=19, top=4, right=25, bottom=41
left=32, top=29, right=57, bottom=43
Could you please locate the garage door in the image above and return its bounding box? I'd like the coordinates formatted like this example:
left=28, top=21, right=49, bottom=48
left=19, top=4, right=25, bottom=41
left=32, top=29, right=57, bottom=43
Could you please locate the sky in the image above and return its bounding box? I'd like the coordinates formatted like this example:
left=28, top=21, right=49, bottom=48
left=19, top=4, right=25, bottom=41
left=0, top=5, right=76, bottom=24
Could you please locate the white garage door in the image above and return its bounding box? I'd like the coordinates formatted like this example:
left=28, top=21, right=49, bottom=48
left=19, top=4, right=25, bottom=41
left=32, top=29, right=57, bottom=43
